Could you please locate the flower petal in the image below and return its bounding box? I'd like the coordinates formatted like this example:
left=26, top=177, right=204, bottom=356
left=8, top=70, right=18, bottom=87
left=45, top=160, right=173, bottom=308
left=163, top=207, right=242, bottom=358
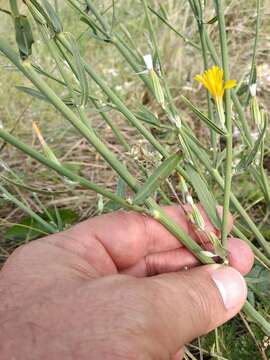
left=224, top=79, right=237, bottom=90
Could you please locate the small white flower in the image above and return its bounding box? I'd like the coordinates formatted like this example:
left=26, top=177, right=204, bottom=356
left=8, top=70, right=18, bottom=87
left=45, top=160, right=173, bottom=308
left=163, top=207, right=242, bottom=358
left=143, top=54, right=153, bottom=71
left=249, top=83, right=257, bottom=97
left=186, top=194, right=194, bottom=205
left=169, top=115, right=182, bottom=129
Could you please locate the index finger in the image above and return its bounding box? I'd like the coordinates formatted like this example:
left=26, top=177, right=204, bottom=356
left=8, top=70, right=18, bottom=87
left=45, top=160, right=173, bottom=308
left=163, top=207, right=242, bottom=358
left=50, top=204, right=233, bottom=271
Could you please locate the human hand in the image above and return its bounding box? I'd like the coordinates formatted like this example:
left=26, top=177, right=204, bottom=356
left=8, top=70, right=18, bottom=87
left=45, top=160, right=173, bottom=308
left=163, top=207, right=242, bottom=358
left=0, top=205, right=253, bottom=359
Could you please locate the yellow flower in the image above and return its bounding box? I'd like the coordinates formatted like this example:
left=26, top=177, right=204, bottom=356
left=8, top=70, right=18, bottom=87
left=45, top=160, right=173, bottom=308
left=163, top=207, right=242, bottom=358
left=194, top=66, right=236, bottom=99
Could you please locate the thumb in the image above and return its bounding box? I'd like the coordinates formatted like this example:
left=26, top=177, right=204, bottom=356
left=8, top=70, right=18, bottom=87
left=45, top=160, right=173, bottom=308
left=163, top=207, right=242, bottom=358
left=144, top=265, right=247, bottom=357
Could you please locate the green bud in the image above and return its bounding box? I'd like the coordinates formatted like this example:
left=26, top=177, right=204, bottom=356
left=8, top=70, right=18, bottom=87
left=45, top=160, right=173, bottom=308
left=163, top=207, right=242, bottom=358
left=149, top=69, right=165, bottom=109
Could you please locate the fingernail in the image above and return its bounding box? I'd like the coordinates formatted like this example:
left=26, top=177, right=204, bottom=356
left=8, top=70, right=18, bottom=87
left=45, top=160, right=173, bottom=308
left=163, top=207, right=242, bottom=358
left=211, top=266, right=247, bottom=309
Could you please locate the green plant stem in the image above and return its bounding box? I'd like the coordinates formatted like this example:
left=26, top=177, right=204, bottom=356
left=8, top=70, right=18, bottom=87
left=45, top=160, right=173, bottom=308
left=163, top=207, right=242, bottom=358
left=60, top=26, right=269, bottom=258
left=146, top=199, right=214, bottom=264
left=9, top=0, right=19, bottom=17
left=215, top=0, right=233, bottom=251
left=243, top=302, right=270, bottom=336
left=244, top=0, right=261, bottom=107
left=57, top=30, right=269, bottom=253
left=57, top=33, right=168, bottom=158
left=148, top=5, right=201, bottom=50
left=141, top=0, right=178, bottom=116
left=0, top=39, right=216, bottom=265
left=0, top=127, right=140, bottom=212
left=0, top=126, right=215, bottom=265
left=233, top=226, right=270, bottom=269
left=260, top=140, right=270, bottom=206
left=52, top=38, right=129, bottom=148
left=80, top=3, right=265, bottom=249
left=1, top=39, right=269, bottom=336
left=38, top=25, right=78, bottom=106
left=0, top=184, right=57, bottom=234
left=91, top=98, right=130, bottom=151
left=24, top=58, right=137, bottom=190
left=84, top=0, right=109, bottom=33
left=191, top=0, right=217, bottom=161
left=155, top=7, right=252, bottom=147
left=187, top=138, right=270, bottom=257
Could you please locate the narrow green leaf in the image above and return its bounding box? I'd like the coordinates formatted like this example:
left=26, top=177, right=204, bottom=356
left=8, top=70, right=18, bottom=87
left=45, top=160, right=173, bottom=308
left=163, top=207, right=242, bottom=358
left=67, top=34, right=89, bottom=107
left=136, top=105, right=161, bottom=126
left=14, top=15, right=34, bottom=59
left=16, top=86, right=48, bottom=102
left=0, top=174, right=68, bottom=195
left=133, top=151, right=182, bottom=205
left=237, top=115, right=268, bottom=171
left=41, top=0, right=63, bottom=33
left=26, top=0, right=49, bottom=25
left=4, top=208, right=78, bottom=241
left=186, top=164, right=221, bottom=229
left=181, top=95, right=227, bottom=136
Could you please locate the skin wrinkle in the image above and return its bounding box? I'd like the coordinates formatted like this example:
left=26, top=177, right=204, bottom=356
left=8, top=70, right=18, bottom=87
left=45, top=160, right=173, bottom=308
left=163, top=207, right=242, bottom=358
left=46, top=230, right=117, bottom=276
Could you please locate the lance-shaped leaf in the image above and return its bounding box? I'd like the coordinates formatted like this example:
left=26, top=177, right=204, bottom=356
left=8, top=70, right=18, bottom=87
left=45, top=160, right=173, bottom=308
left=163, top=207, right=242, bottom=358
left=41, top=0, right=63, bottom=33
left=237, top=115, right=268, bottom=171
left=14, top=15, right=34, bottom=59
left=26, top=0, right=62, bottom=33
left=181, top=95, right=227, bottom=136
left=136, top=105, right=161, bottom=127
left=16, top=86, right=48, bottom=102
left=133, top=151, right=182, bottom=205
left=186, top=164, right=221, bottom=229
left=67, top=34, right=89, bottom=107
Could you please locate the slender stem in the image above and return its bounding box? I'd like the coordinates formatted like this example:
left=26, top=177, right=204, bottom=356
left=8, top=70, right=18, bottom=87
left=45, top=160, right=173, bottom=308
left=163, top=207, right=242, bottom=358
left=0, top=127, right=140, bottom=212
left=0, top=39, right=214, bottom=266
left=146, top=199, right=214, bottom=264
left=9, top=0, right=20, bottom=17
left=233, top=227, right=270, bottom=269
left=91, top=97, right=130, bottom=151
left=57, top=30, right=270, bottom=251
left=57, top=29, right=269, bottom=258
left=24, top=59, right=137, bottom=191
left=1, top=33, right=270, bottom=334
left=141, top=0, right=178, bottom=116
left=57, top=33, right=168, bottom=158
left=244, top=0, right=261, bottom=107
left=215, top=0, right=233, bottom=251
left=191, top=0, right=217, bottom=160
left=243, top=302, right=270, bottom=336
left=39, top=25, right=78, bottom=106
left=148, top=5, right=201, bottom=50
left=186, top=138, right=270, bottom=256
left=260, top=139, right=270, bottom=206
left=84, top=0, right=109, bottom=33
left=0, top=184, right=57, bottom=234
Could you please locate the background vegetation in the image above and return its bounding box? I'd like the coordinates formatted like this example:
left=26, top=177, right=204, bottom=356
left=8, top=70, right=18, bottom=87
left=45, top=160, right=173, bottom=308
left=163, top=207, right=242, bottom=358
left=0, top=0, right=270, bottom=359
